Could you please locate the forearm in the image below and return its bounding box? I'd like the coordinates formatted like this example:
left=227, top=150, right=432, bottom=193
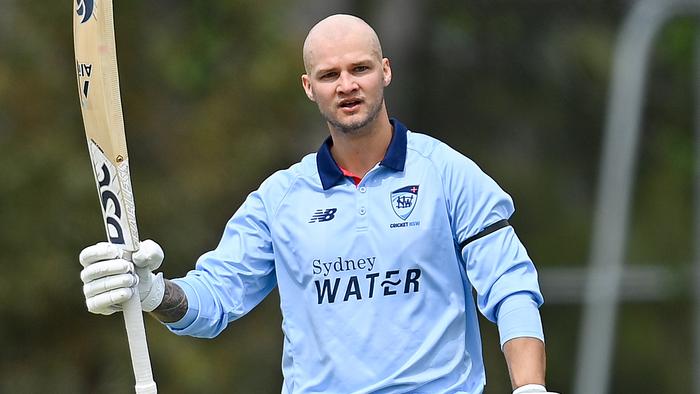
left=503, top=337, right=546, bottom=389
left=149, top=279, right=188, bottom=323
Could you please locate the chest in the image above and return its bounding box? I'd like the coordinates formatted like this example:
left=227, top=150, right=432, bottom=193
left=269, top=166, right=456, bottom=288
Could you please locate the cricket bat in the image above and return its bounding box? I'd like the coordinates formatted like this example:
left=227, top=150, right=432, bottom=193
left=73, top=0, right=157, bottom=392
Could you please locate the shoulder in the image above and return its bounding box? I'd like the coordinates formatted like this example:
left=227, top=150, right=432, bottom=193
left=406, top=130, right=483, bottom=177
left=405, top=128, right=514, bottom=231
left=255, top=152, right=320, bottom=214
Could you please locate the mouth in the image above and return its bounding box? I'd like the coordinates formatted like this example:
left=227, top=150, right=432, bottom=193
left=338, top=98, right=363, bottom=112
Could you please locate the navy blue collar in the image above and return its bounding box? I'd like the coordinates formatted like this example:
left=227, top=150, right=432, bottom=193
left=316, top=118, right=408, bottom=190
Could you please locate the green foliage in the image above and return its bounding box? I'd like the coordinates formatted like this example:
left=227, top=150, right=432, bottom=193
left=0, top=1, right=696, bottom=392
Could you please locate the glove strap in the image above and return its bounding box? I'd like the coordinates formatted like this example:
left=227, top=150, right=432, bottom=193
left=140, top=272, right=165, bottom=312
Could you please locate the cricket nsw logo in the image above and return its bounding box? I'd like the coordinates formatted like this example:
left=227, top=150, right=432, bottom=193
left=76, top=0, right=95, bottom=24
left=391, top=185, right=419, bottom=220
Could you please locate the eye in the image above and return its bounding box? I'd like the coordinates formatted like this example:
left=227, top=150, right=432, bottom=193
left=354, top=65, right=369, bottom=73
left=319, top=71, right=338, bottom=80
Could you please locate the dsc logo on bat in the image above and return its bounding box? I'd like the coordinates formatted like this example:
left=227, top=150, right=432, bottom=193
left=88, top=140, right=133, bottom=248
left=97, top=163, right=124, bottom=244
left=96, top=161, right=126, bottom=245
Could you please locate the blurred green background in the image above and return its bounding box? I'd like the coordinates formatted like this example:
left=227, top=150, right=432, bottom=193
left=0, top=0, right=697, bottom=392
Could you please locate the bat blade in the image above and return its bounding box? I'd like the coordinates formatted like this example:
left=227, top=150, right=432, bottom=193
left=74, top=0, right=138, bottom=251
left=73, top=1, right=157, bottom=392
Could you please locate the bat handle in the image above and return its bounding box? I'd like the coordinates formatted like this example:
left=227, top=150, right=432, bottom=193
left=122, top=284, right=158, bottom=393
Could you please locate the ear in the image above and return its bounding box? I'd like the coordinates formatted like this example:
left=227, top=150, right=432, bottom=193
left=382, top=58, right=392, bottom=87
left=301, top=74, right=316, bottom=102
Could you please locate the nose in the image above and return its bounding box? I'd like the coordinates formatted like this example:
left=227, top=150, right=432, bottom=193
left=336, top=71, right=358, bottom=94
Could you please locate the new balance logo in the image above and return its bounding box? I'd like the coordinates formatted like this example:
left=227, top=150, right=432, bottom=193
left=309, top=208, right=337, bottom=223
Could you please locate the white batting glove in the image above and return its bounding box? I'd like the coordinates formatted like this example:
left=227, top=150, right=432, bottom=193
left=79, top=240, right=166, bottom=315
left=512, top=384, right=559, bottom=394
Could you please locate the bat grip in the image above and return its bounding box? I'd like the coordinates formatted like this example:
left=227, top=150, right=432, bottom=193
left=122, top=270, right=158, bottom=393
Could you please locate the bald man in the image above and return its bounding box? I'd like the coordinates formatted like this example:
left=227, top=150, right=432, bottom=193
left=79, top=14, right=555, bottom=394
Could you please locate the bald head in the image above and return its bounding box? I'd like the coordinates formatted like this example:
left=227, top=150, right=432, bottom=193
left=303, top=14, right=383, bottom=74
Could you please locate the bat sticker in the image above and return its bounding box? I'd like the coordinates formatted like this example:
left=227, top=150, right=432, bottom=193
left=76, top=62, right=92, bottom=102
left=76, top=0, right=95, bottom=24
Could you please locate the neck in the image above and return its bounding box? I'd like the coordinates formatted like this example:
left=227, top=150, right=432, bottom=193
left=328, top=112, right=393, bottom=179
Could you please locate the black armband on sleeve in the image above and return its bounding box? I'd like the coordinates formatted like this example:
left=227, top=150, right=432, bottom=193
left=458, top=219, right=511, bottom=251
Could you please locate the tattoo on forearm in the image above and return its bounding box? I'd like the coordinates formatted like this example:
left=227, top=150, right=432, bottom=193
left=151, top=279, right=188, bottom=323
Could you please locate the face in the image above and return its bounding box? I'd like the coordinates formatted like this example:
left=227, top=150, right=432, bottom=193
left=302, top=35, right=392, bottom=135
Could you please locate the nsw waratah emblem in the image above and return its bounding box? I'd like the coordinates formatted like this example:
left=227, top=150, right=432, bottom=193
left=391, top=185, right=419, bottom=220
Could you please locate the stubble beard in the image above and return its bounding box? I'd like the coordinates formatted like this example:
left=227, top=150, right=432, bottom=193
left=321, top=92, right=385, bottom=136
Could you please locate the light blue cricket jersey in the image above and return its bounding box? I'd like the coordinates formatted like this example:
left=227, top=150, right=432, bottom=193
left=167, top=119, right=544, bottom=394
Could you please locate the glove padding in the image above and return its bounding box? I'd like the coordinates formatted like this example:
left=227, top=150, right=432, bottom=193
left=512, top=384, right=559, bottom=394
left=79, top=240, right=165, bottom=315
